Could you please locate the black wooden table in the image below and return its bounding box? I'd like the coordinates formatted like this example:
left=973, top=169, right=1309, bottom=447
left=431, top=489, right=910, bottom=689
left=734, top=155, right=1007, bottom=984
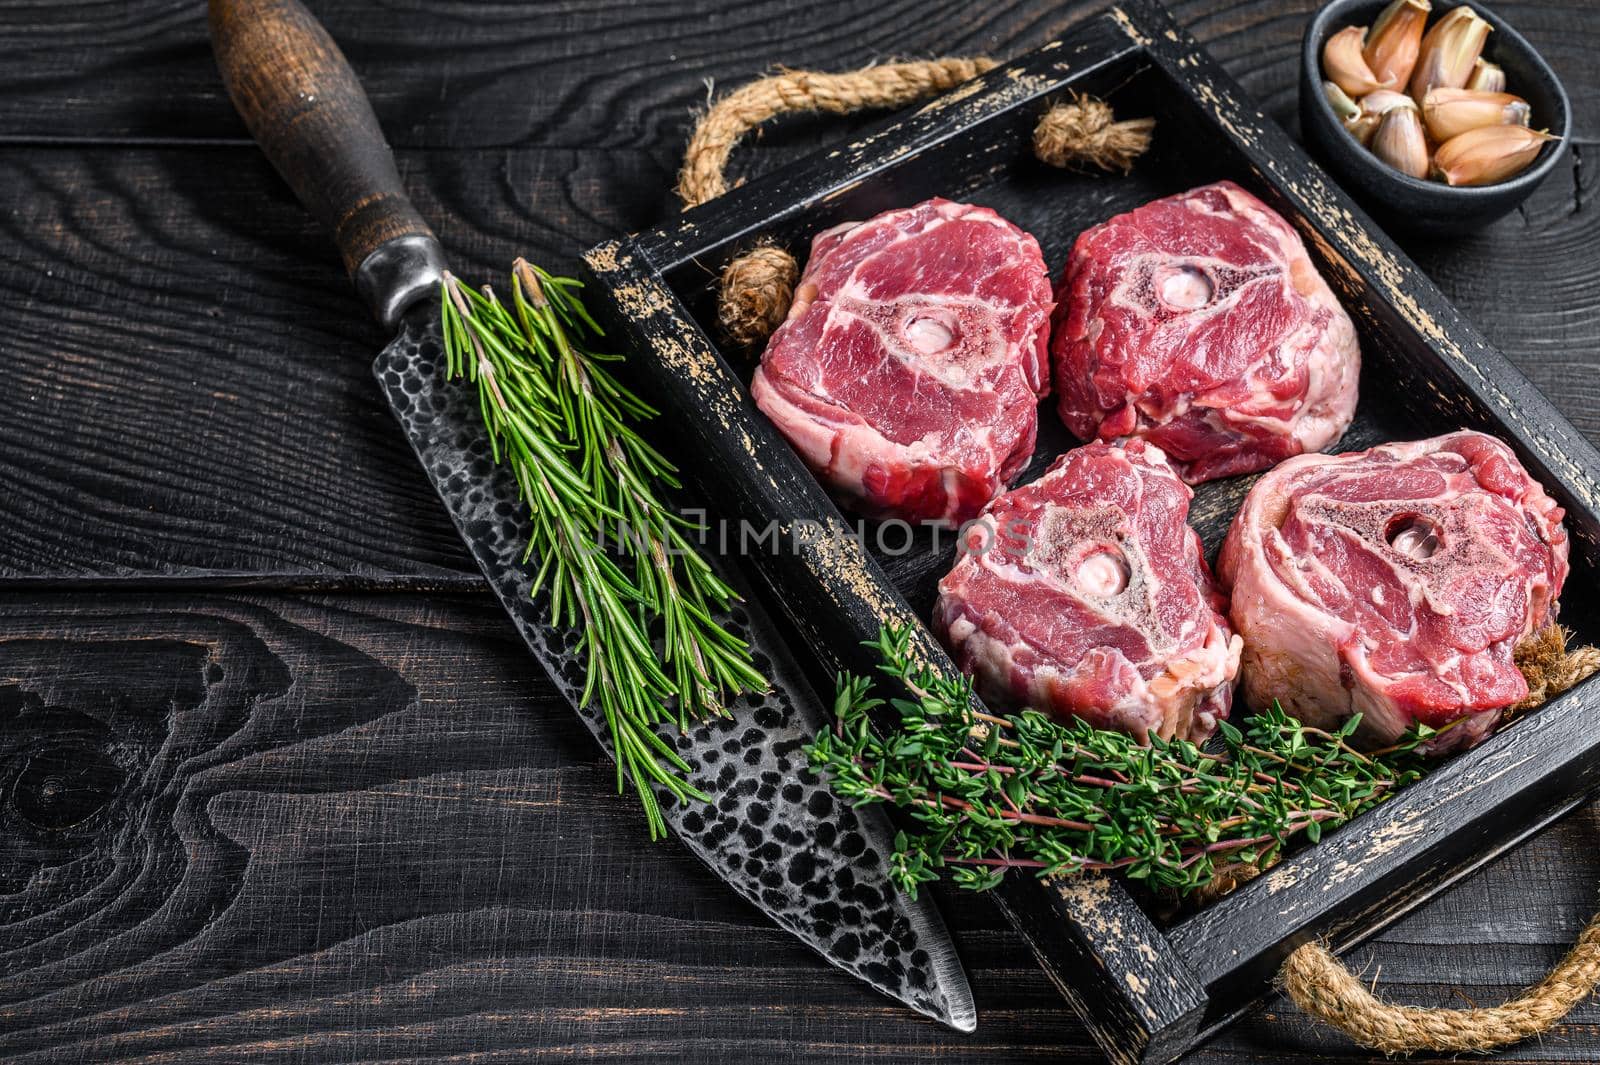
left=2, top=1, right=1597, bottom=1061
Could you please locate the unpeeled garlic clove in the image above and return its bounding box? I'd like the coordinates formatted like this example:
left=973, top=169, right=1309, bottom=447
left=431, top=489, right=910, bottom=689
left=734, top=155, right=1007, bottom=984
left=1324, top=25, right=1392, bottom=96
left=1325, top=82, right=1382, bottom=144
left=1422, top=87, right=1531, bottom=142
left=1324, top=80, right=1362, bottom=122
left=1467, top=58, right=1506, bottom=93
left=1409, top=6, right=1492, bottom=101
left=1371, top=106, right=1431, bottom=179
left=1360, top=89, right=1419, bottom=116
left=1364, top=0, right=1431, bottom=90
left=1348, top=112, right=1382, bottom=146
left=1432, top=124, right=1557, bottom=185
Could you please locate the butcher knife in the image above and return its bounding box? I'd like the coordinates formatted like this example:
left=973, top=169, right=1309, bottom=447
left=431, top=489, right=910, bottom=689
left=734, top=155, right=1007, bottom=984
left=207, top=0, right=973, bottom=1032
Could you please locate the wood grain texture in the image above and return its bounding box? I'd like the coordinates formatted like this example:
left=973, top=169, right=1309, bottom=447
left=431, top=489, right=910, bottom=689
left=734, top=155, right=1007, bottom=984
left=0, top=592, right=1596, bottom=1064
left=0, top=145, right=678, bottom=583
left=0, top=1, right=1591, bottom=149
left=0, top=593, right=1076, bottom=1063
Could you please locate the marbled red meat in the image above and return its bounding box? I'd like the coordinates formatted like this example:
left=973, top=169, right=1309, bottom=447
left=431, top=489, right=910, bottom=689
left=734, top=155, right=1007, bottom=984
left=1218, top=430, right=1569, bottom=752
left=935, top=439, right=1241, bottom=743
left=751, top=198, right=1052, bottom=525
left=1052, top=181, right=1360, bottom=483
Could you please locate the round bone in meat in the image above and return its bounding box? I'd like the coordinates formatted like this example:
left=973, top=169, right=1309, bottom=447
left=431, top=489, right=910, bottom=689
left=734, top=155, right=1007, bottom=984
left=1217, top=430, right=1570, bottom=753
left=1052, top=181, right=1361, bottom=484
left=751, top=198, right=1053, bottom=525
left=935, top=439, right=1242, bottom=743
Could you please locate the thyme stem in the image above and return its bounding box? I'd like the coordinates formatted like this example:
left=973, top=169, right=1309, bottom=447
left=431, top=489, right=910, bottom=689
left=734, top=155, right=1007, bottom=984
left=806, top=624, right=1433, bottom=897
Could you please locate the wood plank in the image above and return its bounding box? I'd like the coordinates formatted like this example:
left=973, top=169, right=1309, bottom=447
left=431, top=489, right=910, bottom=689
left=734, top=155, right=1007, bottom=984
left=0, top=0, right=1110, bottom=148
left=1, top=1, right=1593, bottom=151
left=0, top=0, right=1105, bottom=145
left=0, top=590, right=1596, bottom=1063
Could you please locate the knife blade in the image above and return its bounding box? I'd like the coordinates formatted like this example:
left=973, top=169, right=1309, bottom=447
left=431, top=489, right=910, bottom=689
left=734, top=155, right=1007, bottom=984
left=209, top=0, right=974, bottom=1031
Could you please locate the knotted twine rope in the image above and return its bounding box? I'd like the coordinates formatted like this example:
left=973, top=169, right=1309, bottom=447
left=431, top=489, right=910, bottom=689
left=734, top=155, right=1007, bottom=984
left=1281, top=624, right=1600, bottom=1054
left=676, top=58, right=1600, bottom=1055
left=675, top=58, right=1154, bottom=350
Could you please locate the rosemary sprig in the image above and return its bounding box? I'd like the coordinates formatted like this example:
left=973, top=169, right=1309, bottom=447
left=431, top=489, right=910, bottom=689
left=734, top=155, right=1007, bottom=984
left=440, top=260, right=767, bottom=838
left=806, top=625, right=1433, bottom=898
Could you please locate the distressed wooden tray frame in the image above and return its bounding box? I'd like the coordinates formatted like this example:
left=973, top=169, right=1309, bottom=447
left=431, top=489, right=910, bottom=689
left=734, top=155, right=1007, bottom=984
left=583, top=2, right=1600, bottom=1061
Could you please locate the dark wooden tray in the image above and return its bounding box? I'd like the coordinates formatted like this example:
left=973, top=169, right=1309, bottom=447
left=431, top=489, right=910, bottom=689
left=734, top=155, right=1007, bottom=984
left=583, top=1, right=1600, bottom=1060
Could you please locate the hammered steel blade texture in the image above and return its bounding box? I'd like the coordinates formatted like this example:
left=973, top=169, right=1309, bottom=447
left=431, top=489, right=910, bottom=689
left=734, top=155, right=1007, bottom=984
left=372, top=307, right=976, bottom=1032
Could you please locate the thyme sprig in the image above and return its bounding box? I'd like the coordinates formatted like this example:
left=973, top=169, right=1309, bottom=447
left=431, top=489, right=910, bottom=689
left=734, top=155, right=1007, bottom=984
left=806, top=625, right=1434, bottom=898
left=440, top=260, right=767, bottom=838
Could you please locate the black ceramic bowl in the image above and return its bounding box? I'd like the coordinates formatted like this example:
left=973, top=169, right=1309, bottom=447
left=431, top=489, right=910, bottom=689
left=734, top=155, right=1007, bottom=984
left=1301, top=0, right=1569, bottom=235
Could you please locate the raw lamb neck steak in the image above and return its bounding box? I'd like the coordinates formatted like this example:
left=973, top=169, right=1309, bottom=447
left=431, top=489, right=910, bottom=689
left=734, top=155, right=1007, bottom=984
left=1053, top=180, right=1360, bottom=484
left=751, top=197, right=1052, bottom=525
left=1218, top=430, right=1569, bottom=752
left=935, top=439, right=1241, bottom=743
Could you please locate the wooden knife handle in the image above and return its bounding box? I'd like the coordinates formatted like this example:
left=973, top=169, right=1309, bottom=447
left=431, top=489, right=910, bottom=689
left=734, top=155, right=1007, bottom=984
left=209, top=0, right=441, bottom=325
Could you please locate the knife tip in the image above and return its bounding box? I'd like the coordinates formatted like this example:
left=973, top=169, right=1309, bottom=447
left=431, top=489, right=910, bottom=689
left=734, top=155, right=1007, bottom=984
left=946, top=1004, right=980, bottom=1034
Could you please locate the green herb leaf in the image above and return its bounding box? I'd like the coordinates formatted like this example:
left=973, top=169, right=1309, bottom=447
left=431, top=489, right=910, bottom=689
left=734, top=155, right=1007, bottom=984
left=804, top=624, right=1431, bottom=897
left=440, top=263, right=768, bottom=838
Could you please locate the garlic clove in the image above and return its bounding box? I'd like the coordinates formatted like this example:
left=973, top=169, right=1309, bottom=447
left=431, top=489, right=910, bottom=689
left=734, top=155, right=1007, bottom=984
left=1432, top=124, right=1557, bottom=186
left=1422, top=88, right=1531, bottom=142
left=1324, top=25, right=1392, bottom=97
left=1348, top=112, right=1382, bottom=146
left=1409, top=6, right=1492, bottom=101
left=1324, top=80, right=1362, bottom=122
left=1360, top=89, right=1420, bottom=116
left=1467, top=58, right=1506, bottom=93
left=1371, top=106, right=1431, bottom=179
left=1364, top=0, right=1431, bottom=90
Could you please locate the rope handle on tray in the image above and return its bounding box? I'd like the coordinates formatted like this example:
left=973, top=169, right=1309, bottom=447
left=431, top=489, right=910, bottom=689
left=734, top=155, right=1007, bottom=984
left=676, top=58, right=1154, bottom=350
left=678, top=58, right=1600, bottom=1055
left=1284, top=631, right=1600, bottom=1053
left=1284, top=919, right=1600, bottom=1054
